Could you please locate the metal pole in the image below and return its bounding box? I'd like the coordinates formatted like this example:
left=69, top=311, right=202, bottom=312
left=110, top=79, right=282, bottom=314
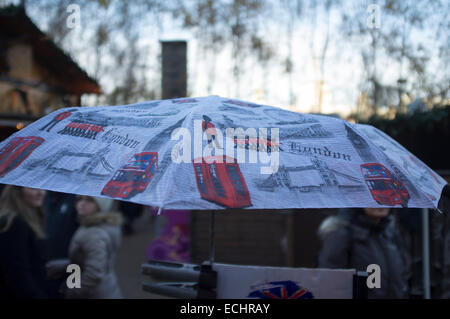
left=209, top=211, right=215, bottom=265
left=422, top=208, right=430, bottom=299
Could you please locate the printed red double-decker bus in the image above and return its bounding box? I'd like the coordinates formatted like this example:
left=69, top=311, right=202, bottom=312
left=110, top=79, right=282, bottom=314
left=0, top=136, right=44, bottom=177
left=193, top=155, right=251, bottom=208
left=361, top=163, right=410, bottom=207
left=101, top=152, right=158, bottom=199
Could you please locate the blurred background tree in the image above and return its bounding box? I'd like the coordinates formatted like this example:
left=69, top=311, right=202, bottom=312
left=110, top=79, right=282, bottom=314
left=2, top=0, right=448, bottom=120
left=24, top=0, right=167, bottom=105
left=342, top=0, right=449, bottom=119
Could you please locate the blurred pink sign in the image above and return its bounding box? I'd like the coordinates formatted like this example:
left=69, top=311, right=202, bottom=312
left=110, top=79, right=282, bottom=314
left=146, top=209, right=190, bottom=262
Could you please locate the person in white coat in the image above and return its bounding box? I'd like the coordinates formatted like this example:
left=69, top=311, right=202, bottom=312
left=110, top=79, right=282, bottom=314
left=65, top=196, right=123, bottom=299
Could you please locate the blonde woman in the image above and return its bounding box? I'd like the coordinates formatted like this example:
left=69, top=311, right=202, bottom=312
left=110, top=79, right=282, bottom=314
left=0, top=185, right=48, bottom=298
left=65, top=196, right=123, bottom=299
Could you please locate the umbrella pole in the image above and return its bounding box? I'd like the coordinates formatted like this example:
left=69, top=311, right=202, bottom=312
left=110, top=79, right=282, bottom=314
left=209, top=211, right=215, bottom=265
left=422, top=208, right=430, bottom=299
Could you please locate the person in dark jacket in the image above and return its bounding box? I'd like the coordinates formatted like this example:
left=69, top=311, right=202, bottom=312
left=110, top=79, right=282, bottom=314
left=317, top=208, right=409, bottom=299
left=118, top=201, right=142, bottom=236
left=0, top=185, right=49, bottom=298
left=44, top=192, right=78, bottom=260
left=431, top=184, right=450, bottom=298
left=43, top=191, right=79, bottom=298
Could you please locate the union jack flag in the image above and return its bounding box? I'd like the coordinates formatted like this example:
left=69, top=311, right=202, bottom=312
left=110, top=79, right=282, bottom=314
left=248, top=281, right=314, bottom=299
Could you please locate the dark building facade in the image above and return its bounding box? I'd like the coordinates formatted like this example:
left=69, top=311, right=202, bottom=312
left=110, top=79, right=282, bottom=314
left=0, top=5, right=100, bottom=141
left=161, top=41, right=187, bottom=99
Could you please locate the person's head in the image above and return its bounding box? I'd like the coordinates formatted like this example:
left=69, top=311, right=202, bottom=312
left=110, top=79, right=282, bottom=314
left=22, top=187, right=46, bottom=208
left=0, top=185, right=46, bottom=238
left=75, top=196, right=113, bottom=217
left=363, top=208, right=391, bottom=222
left=75, top=196, right=99, bottom=217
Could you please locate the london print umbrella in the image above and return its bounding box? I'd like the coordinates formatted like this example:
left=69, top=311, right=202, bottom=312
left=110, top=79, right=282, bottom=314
left=0, top=95, right=446, bottom=210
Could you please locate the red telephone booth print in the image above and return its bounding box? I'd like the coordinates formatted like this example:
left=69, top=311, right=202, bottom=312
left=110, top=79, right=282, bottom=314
left=192, top=156, right=251, bottom=208
left=0, top=136, right=44, bottom=177
left=361, top=163, right=410, bottom=207
left=102, top=152, right=158, bottom=199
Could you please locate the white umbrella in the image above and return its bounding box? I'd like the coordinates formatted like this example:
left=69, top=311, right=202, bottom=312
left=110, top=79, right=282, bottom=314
left=0, top=95, right=446, bottom=298
left=0, top=96, right=446, bottom=211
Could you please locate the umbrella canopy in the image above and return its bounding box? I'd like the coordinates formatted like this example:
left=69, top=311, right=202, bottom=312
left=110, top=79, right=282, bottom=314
left=0, top=96, right=446, bottom=210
